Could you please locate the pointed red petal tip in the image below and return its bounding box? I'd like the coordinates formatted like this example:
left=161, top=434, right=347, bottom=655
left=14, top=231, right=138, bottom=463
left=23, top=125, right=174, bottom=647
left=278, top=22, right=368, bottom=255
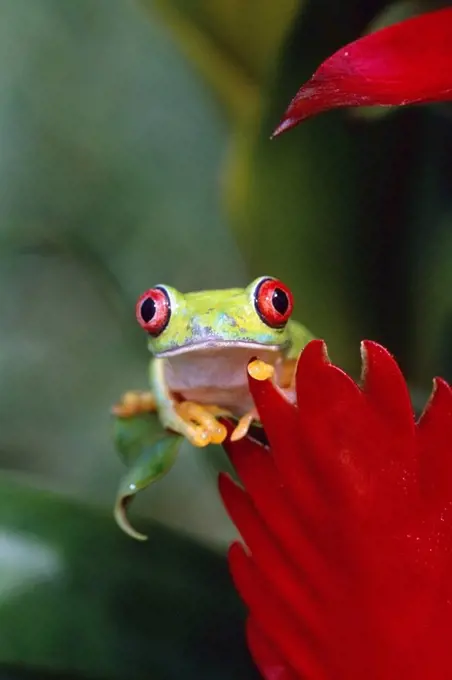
left=222, top=339, right=452, bottom=679
left=271, top=116, right=300, bottom=139
left=272, top=7, right=452, bottom=135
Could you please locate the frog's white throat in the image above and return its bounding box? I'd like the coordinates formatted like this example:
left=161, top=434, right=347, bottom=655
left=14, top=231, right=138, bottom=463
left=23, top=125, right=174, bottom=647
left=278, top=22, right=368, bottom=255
left=161, top=345, right=285, bottom=417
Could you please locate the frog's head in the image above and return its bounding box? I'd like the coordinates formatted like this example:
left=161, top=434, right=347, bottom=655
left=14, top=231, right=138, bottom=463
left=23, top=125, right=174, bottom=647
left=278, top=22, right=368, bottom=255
left=135, top=276, right=295, bottom=357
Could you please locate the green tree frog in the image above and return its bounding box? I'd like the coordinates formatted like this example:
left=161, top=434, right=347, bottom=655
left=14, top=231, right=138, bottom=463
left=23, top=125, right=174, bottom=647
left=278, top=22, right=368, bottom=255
left=113, top=276, right=314, bottom=446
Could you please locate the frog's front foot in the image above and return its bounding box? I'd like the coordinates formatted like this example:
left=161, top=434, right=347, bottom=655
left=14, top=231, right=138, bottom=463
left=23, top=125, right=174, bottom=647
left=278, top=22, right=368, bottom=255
left=174, top=401, right=232, bottom=448
left=112, top=390, right=157, bottom=418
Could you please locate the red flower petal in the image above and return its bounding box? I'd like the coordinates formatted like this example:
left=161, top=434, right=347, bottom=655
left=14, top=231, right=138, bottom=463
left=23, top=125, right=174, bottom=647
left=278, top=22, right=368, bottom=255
left=418, top=378, right=452, bottom=505
left=273, top=8, right=452, bottom=135
left=228, top=541, right=328, bottom=679
left=220, top=341, right=452, bottom=679
left=246, top=619, right=299, bottom=680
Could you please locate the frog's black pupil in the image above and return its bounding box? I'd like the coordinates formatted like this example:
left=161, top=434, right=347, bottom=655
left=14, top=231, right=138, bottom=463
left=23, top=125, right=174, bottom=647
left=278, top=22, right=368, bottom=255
left=272, top=288, right=289, bottom=315
left=141, top=297, right=156, bottom=323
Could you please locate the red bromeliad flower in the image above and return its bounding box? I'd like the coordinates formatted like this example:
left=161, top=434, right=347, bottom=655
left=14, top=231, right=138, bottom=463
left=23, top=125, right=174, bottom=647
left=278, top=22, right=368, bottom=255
left=273, top=8, right=452, bottom=136
left=220, top=340, right=452, bottom=679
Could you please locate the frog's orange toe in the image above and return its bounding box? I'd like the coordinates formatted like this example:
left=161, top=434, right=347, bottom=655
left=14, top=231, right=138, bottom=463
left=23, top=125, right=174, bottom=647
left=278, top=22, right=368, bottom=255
left=209, top=421, right=228, bottom=445
left=248, top=359, right=275, bottom=382
left=230, top=410, right=258, bottom=442
left=175, top=400, right=228, bottom=447
left=186, top=427, right=212, bottom=448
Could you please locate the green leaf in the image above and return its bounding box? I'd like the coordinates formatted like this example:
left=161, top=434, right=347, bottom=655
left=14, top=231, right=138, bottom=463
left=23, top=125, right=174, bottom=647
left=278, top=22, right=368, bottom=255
left=0, top=476, right=258, bottom=680
left=113, top=414, right=184, bottom=540
left=113, top=413, right=170, bottom=466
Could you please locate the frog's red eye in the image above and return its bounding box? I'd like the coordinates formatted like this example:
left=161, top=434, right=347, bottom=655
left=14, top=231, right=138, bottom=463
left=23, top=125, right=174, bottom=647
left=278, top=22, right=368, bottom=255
left=136, top=287, right=171, bottom=336
left=254, top=277, right=293, bottom=328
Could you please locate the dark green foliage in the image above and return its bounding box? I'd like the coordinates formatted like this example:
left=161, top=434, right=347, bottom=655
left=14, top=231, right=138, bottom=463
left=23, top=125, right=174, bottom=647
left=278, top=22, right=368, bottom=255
left=0, top=479, right=258, bottom=680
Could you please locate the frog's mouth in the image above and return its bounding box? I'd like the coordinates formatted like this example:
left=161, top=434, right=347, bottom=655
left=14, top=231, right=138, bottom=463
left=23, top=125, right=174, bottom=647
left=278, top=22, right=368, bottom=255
left=154, top=339, right=289, bottom=358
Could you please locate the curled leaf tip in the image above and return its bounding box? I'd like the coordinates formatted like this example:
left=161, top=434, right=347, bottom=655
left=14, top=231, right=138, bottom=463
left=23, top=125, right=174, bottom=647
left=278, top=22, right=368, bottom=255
left=114, top=495, right=148, bottom=542
left=112, top=430, right=182, bottom=540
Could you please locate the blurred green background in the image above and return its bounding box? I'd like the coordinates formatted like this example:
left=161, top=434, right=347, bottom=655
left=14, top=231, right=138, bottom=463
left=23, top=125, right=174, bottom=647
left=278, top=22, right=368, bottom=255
left=1, top=0, right=452, bottom=677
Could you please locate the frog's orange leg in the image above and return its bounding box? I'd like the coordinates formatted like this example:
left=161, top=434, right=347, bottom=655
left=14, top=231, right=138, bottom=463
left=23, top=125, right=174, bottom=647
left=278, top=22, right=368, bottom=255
left=112, top=390, right=157, bottom=418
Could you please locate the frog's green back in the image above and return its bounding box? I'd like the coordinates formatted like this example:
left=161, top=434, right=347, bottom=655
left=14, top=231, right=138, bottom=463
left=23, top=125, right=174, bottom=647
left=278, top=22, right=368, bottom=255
left=286, top=319, right=315, bottom=359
